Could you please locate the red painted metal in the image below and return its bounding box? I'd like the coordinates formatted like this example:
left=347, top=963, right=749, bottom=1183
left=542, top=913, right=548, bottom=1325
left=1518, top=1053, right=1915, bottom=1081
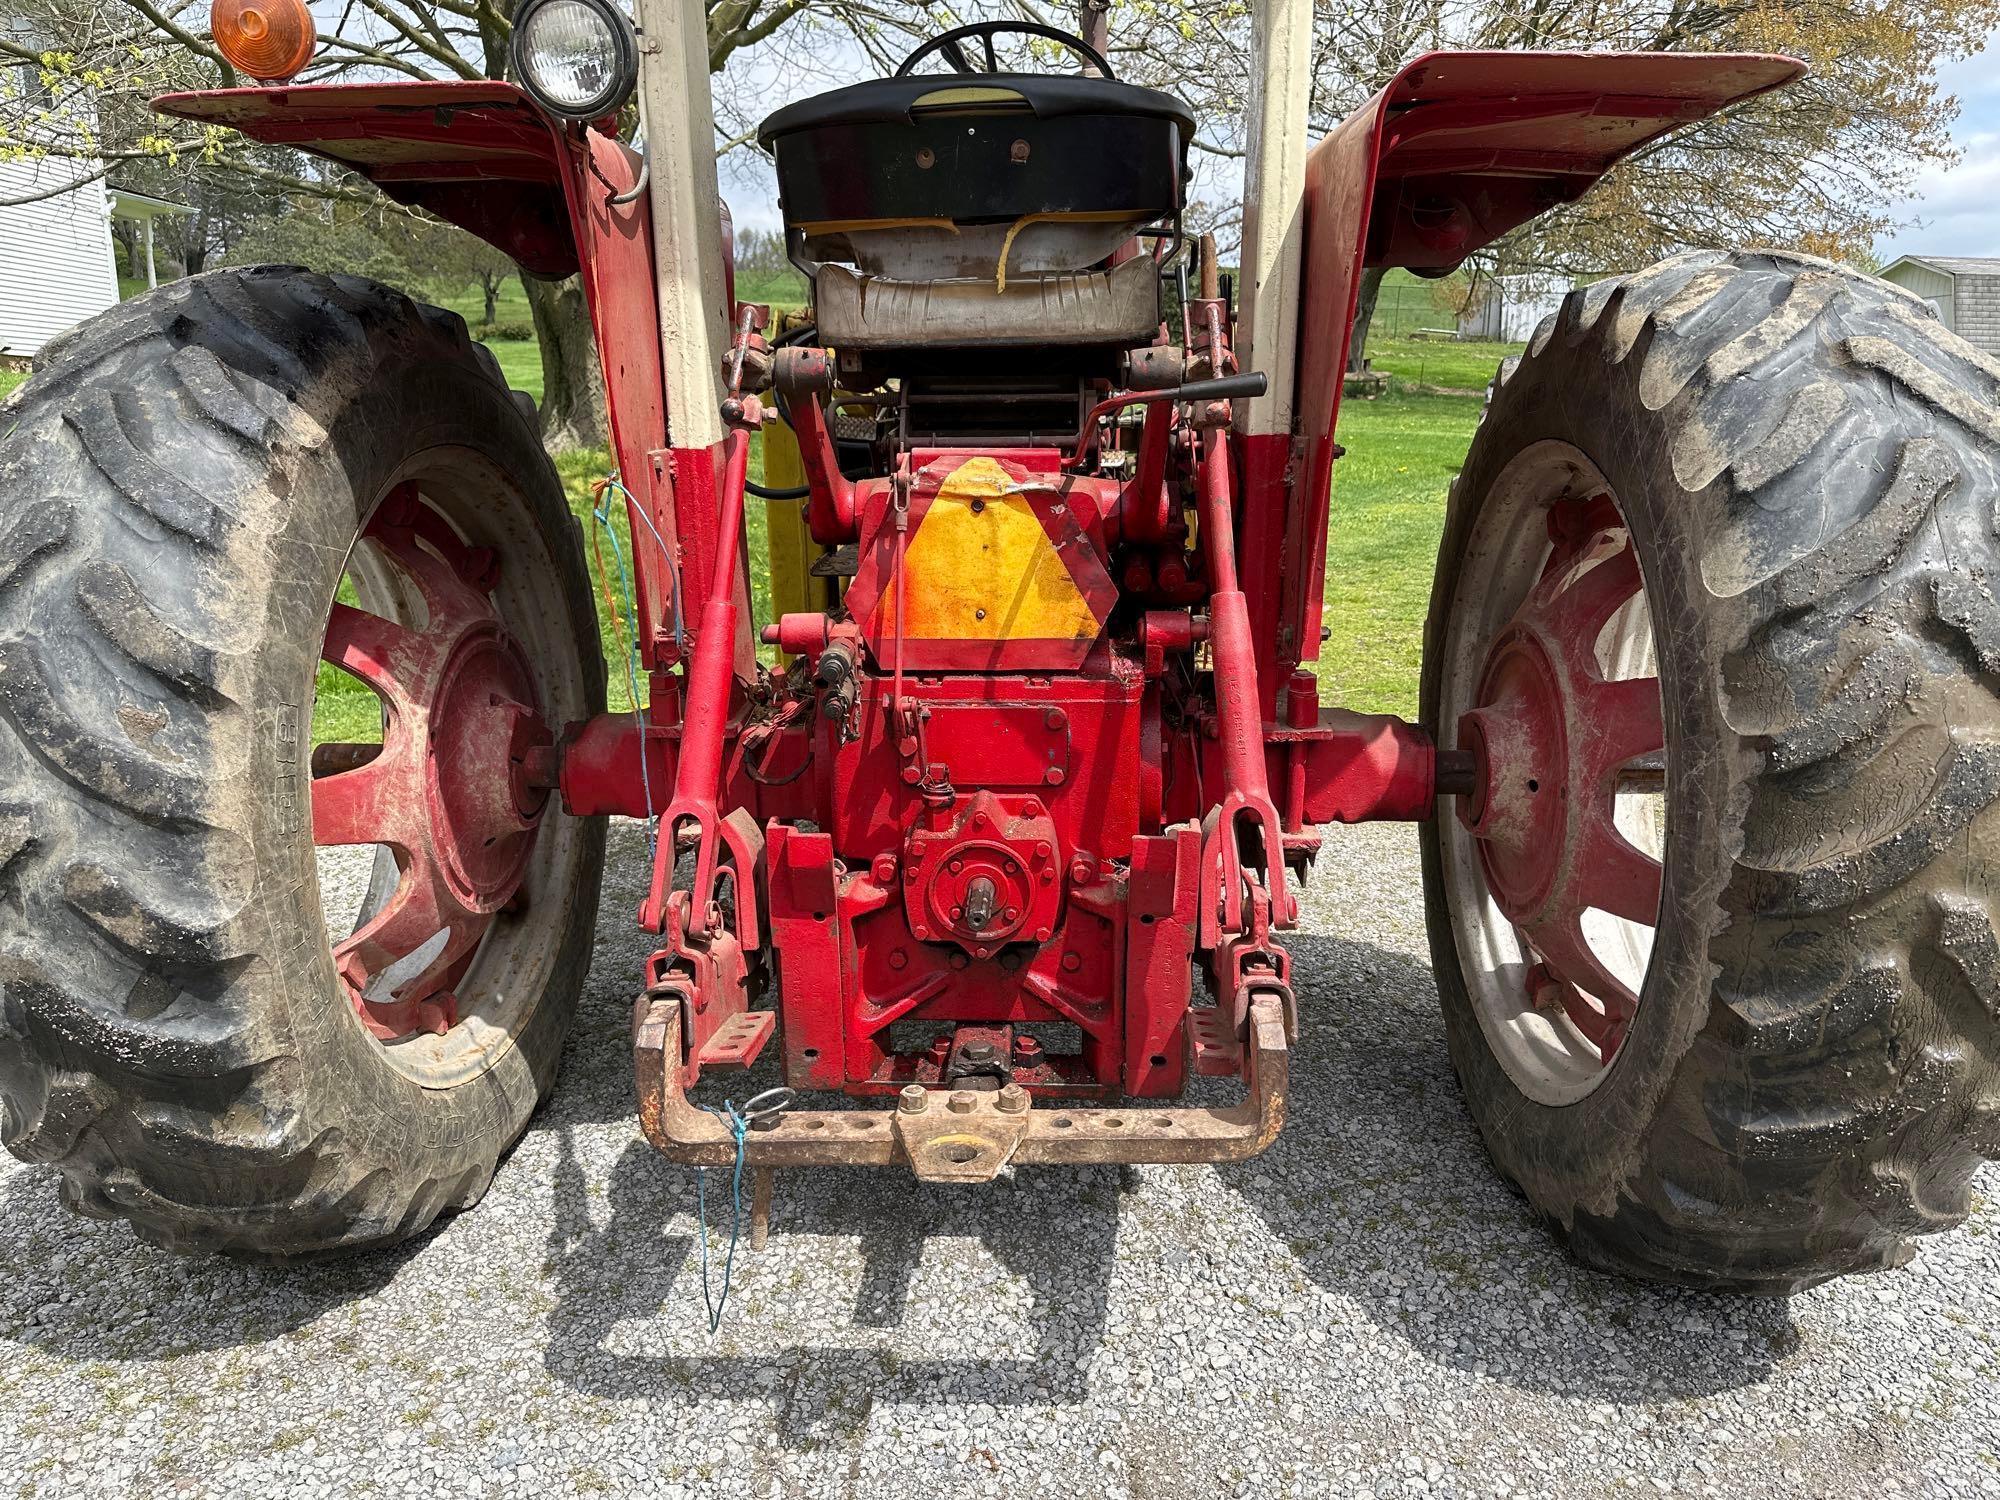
left=1457, top=495, right=1664, bottom=1064
left=903, top=791, right=1065, bottom=955
left=1193, top=421, right=1292, bottom=949
left=313, top=485, right=550, bottom=1041
left=1273, top=51, right=1805, bottom=719
left=153, top=84, right=582, bottom=275
left=558, top=712, right=675, bottom=818
left=646, top=420, right=755, bottom=936
left=774, top=349, right=860, bottom=544
left=157, top=51, right=1797, bottom=1147
left=1290, top=709, right=1438, bottom=826
left=1124, top=826, right=1200, bottom=1097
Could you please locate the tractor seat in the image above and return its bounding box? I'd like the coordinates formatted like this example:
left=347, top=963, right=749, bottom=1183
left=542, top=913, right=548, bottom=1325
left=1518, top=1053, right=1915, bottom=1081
left=758, top=73, right=1193, bottom=350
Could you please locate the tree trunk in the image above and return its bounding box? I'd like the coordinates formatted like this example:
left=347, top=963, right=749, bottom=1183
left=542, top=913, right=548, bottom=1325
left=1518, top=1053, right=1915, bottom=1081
left=520, top=273, right=607, bottom=451
left=1348, top=266, right=1389, bottom=373
left=182, top=207, right=211, bottom=277
left=482, top=274, right=499, bottom=326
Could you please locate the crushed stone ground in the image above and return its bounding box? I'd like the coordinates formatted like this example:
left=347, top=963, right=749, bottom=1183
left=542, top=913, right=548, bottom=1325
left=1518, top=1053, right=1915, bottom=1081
left=1, top=821, right=1994, bottom=1497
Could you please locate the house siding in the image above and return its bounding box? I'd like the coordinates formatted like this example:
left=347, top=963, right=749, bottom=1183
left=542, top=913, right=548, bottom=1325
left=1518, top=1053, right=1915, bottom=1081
left=1881, top=260, right=1957, bottom=333
left=1953, top=275, right=2000, bottom=356
left=0, top=155, right=119, bottom=359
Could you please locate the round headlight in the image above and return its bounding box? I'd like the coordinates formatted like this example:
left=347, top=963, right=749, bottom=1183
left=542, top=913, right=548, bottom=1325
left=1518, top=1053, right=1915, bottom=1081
left=511, top=0, right=638, bottom=123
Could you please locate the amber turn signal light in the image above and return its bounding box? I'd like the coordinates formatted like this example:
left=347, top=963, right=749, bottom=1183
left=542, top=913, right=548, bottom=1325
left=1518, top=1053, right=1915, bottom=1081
left=210, top=0, right=315, bottom=83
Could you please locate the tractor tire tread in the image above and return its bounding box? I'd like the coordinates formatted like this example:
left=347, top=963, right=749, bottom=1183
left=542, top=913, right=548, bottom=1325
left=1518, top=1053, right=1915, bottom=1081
left=1431, top=251, right=2000, bottom=1291
left=0, top=266, right=600, bottom=1259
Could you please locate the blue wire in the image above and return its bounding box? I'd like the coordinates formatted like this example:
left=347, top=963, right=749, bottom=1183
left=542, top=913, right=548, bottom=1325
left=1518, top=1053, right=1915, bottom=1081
left=601, top=474, right=684, bottom=650
left=694, top=1101, right=750, bottom=1332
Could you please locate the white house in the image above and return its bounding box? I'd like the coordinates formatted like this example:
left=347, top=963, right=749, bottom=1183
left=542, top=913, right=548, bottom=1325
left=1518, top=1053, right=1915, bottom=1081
left=0, top=157, right=194, bottom=361
left=1458, top=273, right=1570, bottom=343
left=1878, top=256, right=2000, bottom=358
left=0, top=153, right=120, bottom=360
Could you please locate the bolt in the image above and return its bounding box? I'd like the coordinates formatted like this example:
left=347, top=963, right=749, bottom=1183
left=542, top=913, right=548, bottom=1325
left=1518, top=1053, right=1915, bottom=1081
left=948, top=1091, right=977, bottom=1114
left=1044, top=707, right=1067, bottom=729
left=997, top=1083, right=1029, bottom=1114
left=916, top=146, right=936, bottom=169
left=963, top=1041, right=997, bottom=1064
left=1035, top=925, right=1052, bottom=940
left=889, top=948, right=908, bottom=971
left=950, top=858, right=964, bottom=874
left=1045, top=767, right=1065, bottom=786
left=899, top=1084, right=929, bottom=1114
left=972, top=811, right=988, bottom=829
left=1062, top=951, right=1081, bottom=973
left=1023, top=800, right=1043, bottom=818
left=1070, top=853, right=1096, bottom=884
left=1014, top=1035, right=1043, bottom=1059
left=1009, top=138, right=1031, bottom=163
left=1035, top=841, right=1051, bottom=859
left=950, top=952, right=969, bottom=970
left=902, top=765, right=921, bottom=785
left=872, top=853, right=898, bottom=884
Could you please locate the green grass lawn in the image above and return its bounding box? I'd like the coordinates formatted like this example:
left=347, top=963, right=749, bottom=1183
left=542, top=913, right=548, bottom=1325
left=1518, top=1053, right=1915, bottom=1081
left=1313, top=388, right=1489, bottom=719
left=0, top=369, right=24, bottom=400
left=1366, top=336, right=1517, bottom=393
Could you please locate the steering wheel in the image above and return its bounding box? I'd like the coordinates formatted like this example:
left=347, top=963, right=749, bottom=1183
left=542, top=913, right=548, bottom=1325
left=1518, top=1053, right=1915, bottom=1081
left=895, top=21, right=1116, bottom=80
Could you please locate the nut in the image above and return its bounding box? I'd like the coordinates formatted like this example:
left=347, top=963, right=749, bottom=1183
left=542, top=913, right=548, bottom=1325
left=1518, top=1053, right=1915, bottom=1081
left=996, top=1083, right=1029, bottom=1114
left=899, top=1084, right=929, bottom=1114
left=947, top=1091, right=977, bottom=1114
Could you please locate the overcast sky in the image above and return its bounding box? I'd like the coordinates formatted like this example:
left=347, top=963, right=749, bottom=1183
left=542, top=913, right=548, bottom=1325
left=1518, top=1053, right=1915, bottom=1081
left=1878, top=29, right=2000, bottom=263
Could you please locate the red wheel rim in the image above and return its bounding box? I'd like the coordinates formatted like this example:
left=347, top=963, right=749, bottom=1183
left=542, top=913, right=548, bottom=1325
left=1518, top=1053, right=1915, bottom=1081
left=1456, top=490, right=1665, bottom=1072
left=312, top=483, right=553, bottom=1043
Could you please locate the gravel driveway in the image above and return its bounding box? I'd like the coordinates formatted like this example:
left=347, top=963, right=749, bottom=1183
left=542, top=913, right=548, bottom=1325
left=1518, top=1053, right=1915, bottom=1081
left=1, top=820, right=1995, bottom=1498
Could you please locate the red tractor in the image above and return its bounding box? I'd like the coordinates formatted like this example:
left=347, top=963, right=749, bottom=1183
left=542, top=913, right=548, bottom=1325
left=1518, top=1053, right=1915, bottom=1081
left=1, top=0, right=1994, bottom=1295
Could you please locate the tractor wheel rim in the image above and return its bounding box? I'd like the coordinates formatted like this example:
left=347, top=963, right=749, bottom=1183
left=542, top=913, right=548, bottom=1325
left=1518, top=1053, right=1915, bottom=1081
left=312, top=468, right=575, bottom=1085
left=1438, top=443, right=1667, bottom=1106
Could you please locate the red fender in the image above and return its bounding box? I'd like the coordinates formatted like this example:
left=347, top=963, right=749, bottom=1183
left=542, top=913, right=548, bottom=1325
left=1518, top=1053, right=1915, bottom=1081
left=1272, top=50, right=1805, bottom=694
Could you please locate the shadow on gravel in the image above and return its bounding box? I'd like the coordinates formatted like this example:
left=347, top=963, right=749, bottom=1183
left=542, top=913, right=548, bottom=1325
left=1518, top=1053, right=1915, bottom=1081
left=1225, top=930, right=1803, bottom=1402
left=539, top=1120, right=1123, bottom=1450
left=0, top=1168, right=421, bottom=1360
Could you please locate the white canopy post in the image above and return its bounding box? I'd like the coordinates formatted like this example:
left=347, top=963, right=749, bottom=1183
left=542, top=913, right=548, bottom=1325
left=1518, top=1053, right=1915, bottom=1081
left=634, top=0, right=730, bottom=451
left=1235, top=0, right=1312, bottom=439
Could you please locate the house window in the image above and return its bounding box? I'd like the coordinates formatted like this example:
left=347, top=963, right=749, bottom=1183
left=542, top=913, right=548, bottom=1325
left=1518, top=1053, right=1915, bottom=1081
left=5, top=20, right=51, bottom=108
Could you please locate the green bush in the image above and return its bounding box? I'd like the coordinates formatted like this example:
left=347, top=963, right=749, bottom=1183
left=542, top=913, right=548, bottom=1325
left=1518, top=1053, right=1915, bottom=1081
left=474, top=320, right=537, bottom=342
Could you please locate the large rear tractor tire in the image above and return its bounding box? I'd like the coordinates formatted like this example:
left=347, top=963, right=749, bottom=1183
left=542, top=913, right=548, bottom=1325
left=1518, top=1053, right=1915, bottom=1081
left=0, top=267, right=605, bottom=1257
left=1422, top=251, right=2000, bottom=1292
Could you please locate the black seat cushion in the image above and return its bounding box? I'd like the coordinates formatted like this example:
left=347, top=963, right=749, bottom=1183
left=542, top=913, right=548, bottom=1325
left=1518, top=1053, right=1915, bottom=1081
left=759, top=74, right=1194, bottom=234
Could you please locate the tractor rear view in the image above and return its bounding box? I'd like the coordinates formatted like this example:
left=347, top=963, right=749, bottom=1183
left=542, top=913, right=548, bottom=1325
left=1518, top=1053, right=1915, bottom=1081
left=1, top=1, right=1995, bottom=1296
